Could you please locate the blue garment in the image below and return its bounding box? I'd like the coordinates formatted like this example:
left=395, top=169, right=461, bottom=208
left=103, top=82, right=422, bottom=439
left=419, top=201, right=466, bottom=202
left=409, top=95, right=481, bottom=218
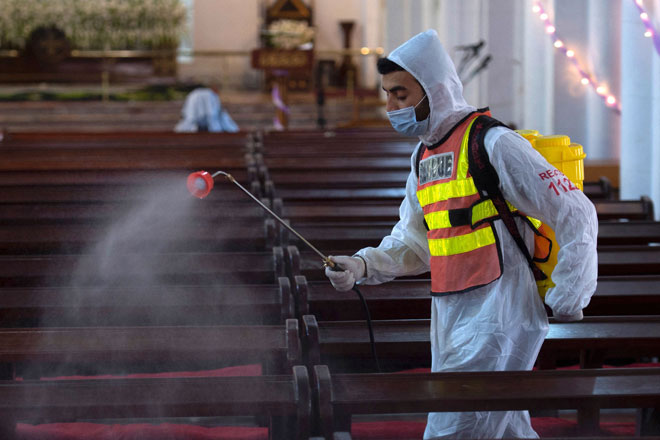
left=174, top=88, right=239, bottom=133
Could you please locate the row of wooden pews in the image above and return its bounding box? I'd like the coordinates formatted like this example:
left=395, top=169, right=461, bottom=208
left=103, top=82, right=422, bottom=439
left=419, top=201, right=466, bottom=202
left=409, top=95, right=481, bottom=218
left=0, top=130, right=311, bottom=439
left=0, top=127, right=659, bottom=439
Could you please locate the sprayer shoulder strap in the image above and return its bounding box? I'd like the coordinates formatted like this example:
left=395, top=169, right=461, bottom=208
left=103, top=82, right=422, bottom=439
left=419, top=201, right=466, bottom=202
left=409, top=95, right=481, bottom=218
left=467, top=115, right=547, bottom=282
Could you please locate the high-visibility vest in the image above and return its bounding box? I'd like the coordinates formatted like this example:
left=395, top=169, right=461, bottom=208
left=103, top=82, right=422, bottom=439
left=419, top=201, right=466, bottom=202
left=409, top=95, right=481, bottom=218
left=416, top=109, right=542, bottom=295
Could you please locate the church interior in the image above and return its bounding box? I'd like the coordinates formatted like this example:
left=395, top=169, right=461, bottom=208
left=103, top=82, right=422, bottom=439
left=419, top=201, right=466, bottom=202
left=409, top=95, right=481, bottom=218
left=0, top=0, right=659, bottom=439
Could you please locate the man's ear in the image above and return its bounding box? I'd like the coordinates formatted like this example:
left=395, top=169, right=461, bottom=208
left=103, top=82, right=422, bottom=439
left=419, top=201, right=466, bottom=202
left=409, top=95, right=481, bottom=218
left=416, top=94, right=431, bottom=121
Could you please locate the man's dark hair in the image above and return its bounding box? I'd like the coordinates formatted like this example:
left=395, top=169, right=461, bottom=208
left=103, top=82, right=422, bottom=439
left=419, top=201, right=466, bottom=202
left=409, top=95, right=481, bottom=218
left=377, top=58, right=405, bottom=75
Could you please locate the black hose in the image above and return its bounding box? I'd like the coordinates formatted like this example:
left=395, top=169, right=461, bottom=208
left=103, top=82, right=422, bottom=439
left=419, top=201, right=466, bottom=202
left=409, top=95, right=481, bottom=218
left=352, top=284, right=381, bottom=373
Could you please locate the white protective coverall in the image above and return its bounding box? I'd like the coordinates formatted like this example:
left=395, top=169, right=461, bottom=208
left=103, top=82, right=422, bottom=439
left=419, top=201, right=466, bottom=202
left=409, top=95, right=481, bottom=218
left=353, top=30, right=598, bottom=438
left=174, top=87, right=239, bottom=133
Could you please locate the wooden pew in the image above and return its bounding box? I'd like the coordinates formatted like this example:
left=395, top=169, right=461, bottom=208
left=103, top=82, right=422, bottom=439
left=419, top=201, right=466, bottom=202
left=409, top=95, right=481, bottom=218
left=0, top=130, right=251, bottom=149
left=0, top=183, right=258, bottom=203
left=0, top=365, right=311, bottom=440
left=0, top=319, right=302, bottom=379
left=0, top=219, right=278, bottom=254
left=302, top=315, right=660, bottom=373
left=0, top=248, right=286, bottom=288
left=280, top=201, right=400, bottom=224
left=0, top=147, right=251, bottom=172
left=262, top=171, right=614, bottom=203
left=313, top=365, right=660, bottom=438
left=0, top=278, right=294, bottom=328
left=286, top=245, right=660, bottom=282
left=0, top=168, right=256, bottom=187
left=0, top=200, right=268, bottom=225
left=583, top=176, right=613, bottom=200
left=256, top=140, right=416, bottom=158
left=284, top=221, right=660, bottom=254
left=598, top=246, right=660, bottom=275
left=262, top=170, right=410, bottom=191
left=278, top=221, right=660, bottom=252
left=265, top=181, right=407, bottom=204
left=280, top=198, right=655, bottom=224
left=598, top=221, right=660, bottom=245
left=292, top=274, right=660, bottom=321
left=595, top=196, right=654, bottom=221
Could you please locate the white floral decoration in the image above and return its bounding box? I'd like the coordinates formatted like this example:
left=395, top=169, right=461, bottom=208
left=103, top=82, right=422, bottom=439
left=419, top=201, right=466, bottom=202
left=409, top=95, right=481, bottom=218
left=0, top=0, right=186, bottom=50
left=265, top=19, right=314, bottom=50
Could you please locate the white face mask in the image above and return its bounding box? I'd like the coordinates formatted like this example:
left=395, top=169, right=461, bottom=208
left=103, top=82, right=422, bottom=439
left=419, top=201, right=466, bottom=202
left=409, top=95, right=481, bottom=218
left=386, top=95, right=429, bottom=136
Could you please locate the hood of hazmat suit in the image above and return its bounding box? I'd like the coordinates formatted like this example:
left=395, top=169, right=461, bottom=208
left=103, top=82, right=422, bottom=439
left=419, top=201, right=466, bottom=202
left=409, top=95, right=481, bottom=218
left=387, top=29, right=476, bottom=145
left=355, top=29, right=598, bottom=439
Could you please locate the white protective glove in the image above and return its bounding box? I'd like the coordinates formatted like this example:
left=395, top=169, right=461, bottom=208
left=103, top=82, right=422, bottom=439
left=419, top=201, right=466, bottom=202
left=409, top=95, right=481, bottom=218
left=324, top=255, right=366, bottom=292
left=552, top=309, right=584, bottom=322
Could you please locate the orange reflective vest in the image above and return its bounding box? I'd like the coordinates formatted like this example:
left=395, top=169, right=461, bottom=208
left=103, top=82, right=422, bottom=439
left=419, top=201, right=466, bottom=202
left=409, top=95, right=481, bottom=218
left=417, top=109, right=507, bottom=295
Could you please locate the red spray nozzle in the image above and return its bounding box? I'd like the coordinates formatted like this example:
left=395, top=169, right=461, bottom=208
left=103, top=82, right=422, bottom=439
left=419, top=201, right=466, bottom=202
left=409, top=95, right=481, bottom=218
left=187, top=171, right=214, bottom=199
left=186, top=168, right=330, bottom=264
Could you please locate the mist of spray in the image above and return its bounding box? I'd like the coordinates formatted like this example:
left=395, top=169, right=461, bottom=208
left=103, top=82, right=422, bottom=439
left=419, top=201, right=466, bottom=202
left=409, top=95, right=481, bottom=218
left=30, top=176, right=257, bottom=381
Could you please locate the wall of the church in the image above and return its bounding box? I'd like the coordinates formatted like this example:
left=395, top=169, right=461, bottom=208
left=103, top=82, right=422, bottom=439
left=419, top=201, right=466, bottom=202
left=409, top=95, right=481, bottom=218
left=177, top=0, right=384, bottom=90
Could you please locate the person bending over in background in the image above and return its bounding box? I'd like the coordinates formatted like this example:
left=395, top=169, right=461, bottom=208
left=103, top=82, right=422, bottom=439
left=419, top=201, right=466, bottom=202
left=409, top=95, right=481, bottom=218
left=175, top=82, right=239, bottom=133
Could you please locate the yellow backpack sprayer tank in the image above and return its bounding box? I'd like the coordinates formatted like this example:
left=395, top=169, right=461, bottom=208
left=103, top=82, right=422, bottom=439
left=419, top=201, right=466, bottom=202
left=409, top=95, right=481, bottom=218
left=515, top=130, right=586, bottom=298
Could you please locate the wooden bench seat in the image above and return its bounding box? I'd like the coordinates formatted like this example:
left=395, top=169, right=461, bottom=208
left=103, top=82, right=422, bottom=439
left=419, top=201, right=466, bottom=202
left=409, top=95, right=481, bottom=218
left=0, top=183, right=257, bottom=203
left=262, top=170, right=410, bottom=190
left=302, top=315, right=660, bottom=373
left=595, top=196, right=654, bottom=221
left=257, top=140, right=416, bottom=158
left=278, top=197, right=653, bottom=224
left=0, top=319, right=301, bottom=379
left=286, top=245, right=660, bottom=282
left=0, top=219, right=277, bottom=254
left=0, top=278, right=294, bottom=328
left=0, top=365, right=310, bottom=440
left=313, top=365, right=660, bottom=438
left=0, top=148, right=250, bottom=171
left=582, top=177, right=613, bottom=200
left=266, top=183, right=407, bottom=204
left=278, top=221, right=660, bottom=251
left=261, top=158, right=410, bottom=174
left=598, top=246, right=660, bottom=275
left=0, top=200, right=268, bottom=225
left=0, top=248, right=285, bottom=287
left=1, top=130, right=250, bottom=149
left=0, top=168, right=254, bottom=186
left=597, top=221, right=660, bottom=245
left=263, top=171, right=612, bottom=202
left=292, top=274, right=660, bottom=321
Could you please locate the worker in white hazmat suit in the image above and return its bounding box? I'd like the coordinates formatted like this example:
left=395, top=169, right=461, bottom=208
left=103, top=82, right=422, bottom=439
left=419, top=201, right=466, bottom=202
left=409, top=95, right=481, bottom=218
left=325, top=29, right=598, bottom=438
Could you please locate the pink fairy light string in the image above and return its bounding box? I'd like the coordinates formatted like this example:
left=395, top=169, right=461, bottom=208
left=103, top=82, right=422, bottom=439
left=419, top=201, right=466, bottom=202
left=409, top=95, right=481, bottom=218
left=632, top=0, right=660, bottom=56
left=532, top=1, right=622, bottom=114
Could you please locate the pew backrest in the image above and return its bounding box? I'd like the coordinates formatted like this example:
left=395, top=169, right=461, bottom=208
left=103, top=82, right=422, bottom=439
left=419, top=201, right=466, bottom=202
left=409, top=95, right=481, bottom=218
left=314, top=364, right=660, bottom=439
left=0, top=365, right=311, bottom=440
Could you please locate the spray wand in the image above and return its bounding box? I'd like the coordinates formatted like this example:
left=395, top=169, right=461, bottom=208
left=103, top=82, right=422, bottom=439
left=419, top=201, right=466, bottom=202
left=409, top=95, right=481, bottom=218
left=187, top=170, right=381, bottom=371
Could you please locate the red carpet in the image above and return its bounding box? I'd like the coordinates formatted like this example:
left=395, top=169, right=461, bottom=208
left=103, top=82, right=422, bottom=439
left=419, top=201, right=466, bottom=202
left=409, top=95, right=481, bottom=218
left=37, top=363, right=262, bottom=381
left=17, top=423, right=268, bottom=440
left=349, top=418, right=635, bottom=439
left=16, top=363, right=654, bottom=439
left=17, top=365, right=266, bottom=440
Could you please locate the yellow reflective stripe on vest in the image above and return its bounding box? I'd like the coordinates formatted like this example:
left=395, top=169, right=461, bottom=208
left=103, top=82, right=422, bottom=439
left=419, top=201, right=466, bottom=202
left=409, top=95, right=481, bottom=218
left=428, top=227, right=496, bottom=256
left=528, top=216, right=542, bottom=229
left=424, top=210, right=451, bottom=229
left=471, top=199, right=518, bottom=224
left=457, top=118, right=477, bottom=180
left=417, top=178, right=478, bottom=207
